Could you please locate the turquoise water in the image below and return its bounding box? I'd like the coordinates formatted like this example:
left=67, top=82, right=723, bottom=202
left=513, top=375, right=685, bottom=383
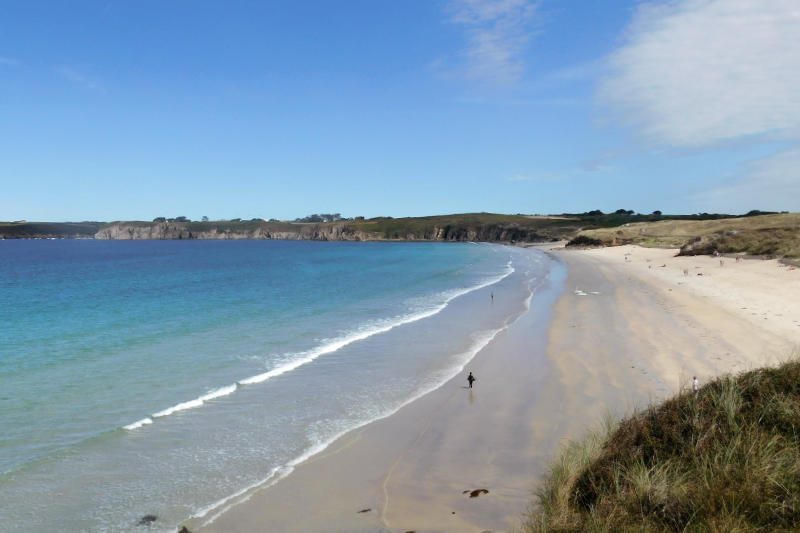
left=0, top=240, right=556, bottom=532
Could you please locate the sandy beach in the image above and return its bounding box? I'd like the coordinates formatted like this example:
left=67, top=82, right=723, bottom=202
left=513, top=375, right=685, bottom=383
left=185, top=245, right=798, bottom=533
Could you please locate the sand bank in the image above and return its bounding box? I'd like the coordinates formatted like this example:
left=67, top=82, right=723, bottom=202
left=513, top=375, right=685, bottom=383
left=185, top=245, right=796, bottom=533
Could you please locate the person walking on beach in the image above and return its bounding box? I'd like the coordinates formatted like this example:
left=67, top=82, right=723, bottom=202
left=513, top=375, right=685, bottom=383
left=467, top=372, right=476, bottom=389
left=693, top=376, right=699, bottom=396
left=491, top=292, right=494, bottom=303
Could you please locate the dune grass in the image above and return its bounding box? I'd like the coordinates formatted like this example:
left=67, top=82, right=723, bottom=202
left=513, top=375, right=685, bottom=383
left=522, top=358, right=800, bottom=532
left=574, top=213, right=800, bottom=258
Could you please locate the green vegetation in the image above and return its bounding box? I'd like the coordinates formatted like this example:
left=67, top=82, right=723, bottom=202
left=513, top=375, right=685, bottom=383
left=0, top=221, right=103, bottom=238
left=101, top=219, right=298, bottom=233
left=294, top=213, right=344, bottom=223
left=184, top=219, right=297, bottom=232
left=572, top=213, right=800, bottom=258
left=565, top=235, right=603, bottom=247
left=558, top=209, right=749, bottom=229
left=523, top=359, right=800, bottom=532
left=350, top=213, right=582, bottom=241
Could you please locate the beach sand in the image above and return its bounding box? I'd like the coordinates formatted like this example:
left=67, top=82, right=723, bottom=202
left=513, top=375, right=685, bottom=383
left=185, top=245, right=797, bottom=533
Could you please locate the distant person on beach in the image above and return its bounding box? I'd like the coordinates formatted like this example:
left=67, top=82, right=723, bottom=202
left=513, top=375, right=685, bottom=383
left=467, top=372, right=476, bottom=389
left=491, top=292, right=494, bottom=303
left=693, top=376, right=699, bottom=395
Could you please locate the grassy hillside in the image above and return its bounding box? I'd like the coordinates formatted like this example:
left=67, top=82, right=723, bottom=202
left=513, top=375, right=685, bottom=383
left=349, top=213, right=583, bottom=241
left=572, top=213, right=800, bottom=258
left=523, top=359, right=800, bottom=532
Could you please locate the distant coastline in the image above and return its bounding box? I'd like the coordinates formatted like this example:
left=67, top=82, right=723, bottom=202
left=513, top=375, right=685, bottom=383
left=1, top=214, right=582, bottom=243
left=3, top=211, right=796, bottom=259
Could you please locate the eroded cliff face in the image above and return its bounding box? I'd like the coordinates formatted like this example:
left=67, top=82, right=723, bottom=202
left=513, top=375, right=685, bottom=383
left=94, top=221, right=562, bottom=242
left=94, top=222, right=381, bottom=241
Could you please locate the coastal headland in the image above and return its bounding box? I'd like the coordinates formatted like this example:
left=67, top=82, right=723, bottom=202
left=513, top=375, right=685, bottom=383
left=182, top=244, right=796, bottom=532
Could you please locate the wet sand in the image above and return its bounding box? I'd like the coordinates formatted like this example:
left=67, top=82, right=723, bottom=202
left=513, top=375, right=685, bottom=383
left=185, top=245, right=795, bottom=533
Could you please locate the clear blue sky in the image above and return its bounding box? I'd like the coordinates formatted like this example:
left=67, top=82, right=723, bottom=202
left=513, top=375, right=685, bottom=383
left=1, top=1, right=798, bottom=221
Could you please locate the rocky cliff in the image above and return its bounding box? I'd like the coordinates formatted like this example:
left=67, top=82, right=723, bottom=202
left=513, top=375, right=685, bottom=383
left=94, top=222, right=381, bottom=241
left=93, top=218, right=574, bottom=242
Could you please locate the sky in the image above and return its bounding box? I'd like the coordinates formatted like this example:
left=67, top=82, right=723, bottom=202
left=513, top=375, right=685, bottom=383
left=1, top=0, right=798, bottom=221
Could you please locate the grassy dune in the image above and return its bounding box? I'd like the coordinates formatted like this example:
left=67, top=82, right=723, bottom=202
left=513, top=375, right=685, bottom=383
left=574, top=213, right=800, bottom=258
left=522, top=359, right=800, bottom=532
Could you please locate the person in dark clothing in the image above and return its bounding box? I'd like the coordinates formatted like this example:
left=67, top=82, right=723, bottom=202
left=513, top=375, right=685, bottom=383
left=467, top=372, right=476, bottom=388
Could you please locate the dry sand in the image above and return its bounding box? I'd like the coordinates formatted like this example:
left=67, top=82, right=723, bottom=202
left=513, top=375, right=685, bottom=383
left=185, top=245, right=798, bottom=533
left=579, top=245, right=800, bottom=346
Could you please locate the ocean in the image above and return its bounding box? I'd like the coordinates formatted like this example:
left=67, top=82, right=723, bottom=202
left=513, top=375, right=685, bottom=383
left=0, top=239, right=559, bottom=532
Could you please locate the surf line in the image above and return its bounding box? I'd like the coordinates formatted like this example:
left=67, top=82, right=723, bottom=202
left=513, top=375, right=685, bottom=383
left=195, top=250, right=549, bottom=529
left=192, top=319, right=515, bottom=530
left=124, top=258, right=516, bottom=432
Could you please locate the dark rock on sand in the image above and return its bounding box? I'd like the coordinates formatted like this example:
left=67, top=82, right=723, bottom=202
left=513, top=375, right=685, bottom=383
left=357, top=508, right=371, bottom=513
left=137, top=514, right=157, bottom=526
left=463, top=489, right=489, bottom=498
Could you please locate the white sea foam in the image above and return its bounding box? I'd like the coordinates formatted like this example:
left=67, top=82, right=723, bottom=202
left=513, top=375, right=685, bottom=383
left=238, top=259, right=514, bottom=387
left=151, top=384, right=238, bottom=418
left=199, top=384, right=238, bottom=402
left=190, top=466, right=283, bottom=525
left=123, top=418, right=153, bottom=430
left=129, top=256, right=516, bottom=432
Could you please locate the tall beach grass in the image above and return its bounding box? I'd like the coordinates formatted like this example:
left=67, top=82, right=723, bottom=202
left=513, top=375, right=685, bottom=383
left=522, top=355, right=800, bottom=532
